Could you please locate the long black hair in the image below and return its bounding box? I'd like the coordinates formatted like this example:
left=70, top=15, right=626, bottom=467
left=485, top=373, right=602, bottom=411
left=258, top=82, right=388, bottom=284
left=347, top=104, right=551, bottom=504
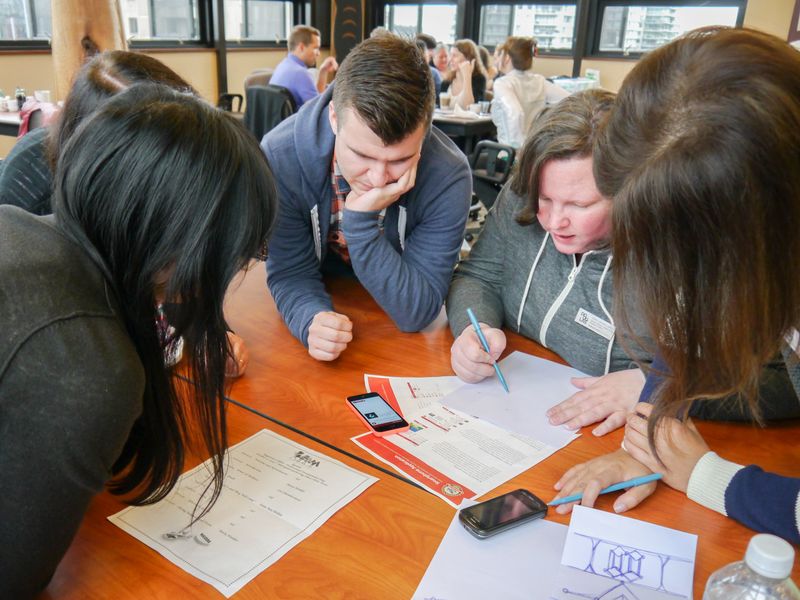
left=52, top=84, right=277, bottom=515
left=47, top=50, right=194, bottom=170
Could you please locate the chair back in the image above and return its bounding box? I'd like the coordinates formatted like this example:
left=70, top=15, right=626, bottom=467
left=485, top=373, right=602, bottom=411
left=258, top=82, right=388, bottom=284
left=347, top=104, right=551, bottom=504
left=243, top=84, right=296, bottom=141
left=244, top=68, right=275, bottom=89
left=469, top=140, right=516, bottom=209
left=217, top=93, right=243, bottom=113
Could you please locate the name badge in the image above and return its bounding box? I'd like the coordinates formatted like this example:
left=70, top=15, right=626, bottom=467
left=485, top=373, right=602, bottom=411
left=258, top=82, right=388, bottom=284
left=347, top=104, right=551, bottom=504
left=574, top=308, right=615, bottom=341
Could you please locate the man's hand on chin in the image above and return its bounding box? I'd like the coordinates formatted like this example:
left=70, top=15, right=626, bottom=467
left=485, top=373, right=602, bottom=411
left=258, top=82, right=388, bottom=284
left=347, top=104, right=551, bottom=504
left=344, top=163, right=418, bottom=213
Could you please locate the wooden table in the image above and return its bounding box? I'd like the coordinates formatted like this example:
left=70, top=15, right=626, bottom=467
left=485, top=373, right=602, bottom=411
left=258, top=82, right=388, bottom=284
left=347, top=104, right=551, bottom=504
left=433, top=110, right=496, bottom=155
left=44, top=262, right=800, bottom=597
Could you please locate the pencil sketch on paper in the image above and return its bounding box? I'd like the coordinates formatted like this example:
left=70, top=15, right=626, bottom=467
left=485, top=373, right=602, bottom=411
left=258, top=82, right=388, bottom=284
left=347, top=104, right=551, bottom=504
left=550, top=532, right=693, bottom=600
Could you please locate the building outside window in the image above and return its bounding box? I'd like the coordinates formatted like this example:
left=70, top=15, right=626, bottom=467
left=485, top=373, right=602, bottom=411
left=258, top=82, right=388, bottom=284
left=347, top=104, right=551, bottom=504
left=122, top=0, right=199, bottom=41
left=384, top=3, right=458, bottom=44
left=479, top=4, right=576, bottom=51
left=0, top=0, right=50, bottom=40
left=224, top=0, right=293, bottom=42
left=597, top=5, right=740, bottom=54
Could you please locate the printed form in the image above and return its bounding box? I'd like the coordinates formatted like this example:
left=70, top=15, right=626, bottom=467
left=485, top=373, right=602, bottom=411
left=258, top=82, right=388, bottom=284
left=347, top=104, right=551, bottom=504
left=109, top=429, right=377, bottom=597
left=354, top=354, right=580, bottom=507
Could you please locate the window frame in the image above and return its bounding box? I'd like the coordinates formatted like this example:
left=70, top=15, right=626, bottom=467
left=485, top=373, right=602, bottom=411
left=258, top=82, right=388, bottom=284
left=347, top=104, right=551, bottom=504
left=585, top=0, right=747, bottom=59
left=0, top=0, right=52, bottom=50
left=472, top=0, right=579, bottom=56
left=374, top=0, right=466, bottom=43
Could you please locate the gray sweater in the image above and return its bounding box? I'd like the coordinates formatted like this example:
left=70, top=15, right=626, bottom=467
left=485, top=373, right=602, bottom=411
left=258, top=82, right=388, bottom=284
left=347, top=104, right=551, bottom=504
left=0, top=206, right=144, bottom=598
left=447, top=184, right=652, bottom=376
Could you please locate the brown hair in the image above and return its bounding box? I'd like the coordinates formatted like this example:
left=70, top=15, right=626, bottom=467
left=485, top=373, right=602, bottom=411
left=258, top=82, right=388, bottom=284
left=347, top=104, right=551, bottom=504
left=332, top=34, right=434, bottom=144
left=504, top=36, right=536, bottom=71
left=46, top=50, right=194, bottom=170
left=288, top=25, right=320, bottom=51
left=511, top=88, right=615, bottom=224
left=452, top=39, right=488, bottom=79
left=596, top=27, right=800, bottom=448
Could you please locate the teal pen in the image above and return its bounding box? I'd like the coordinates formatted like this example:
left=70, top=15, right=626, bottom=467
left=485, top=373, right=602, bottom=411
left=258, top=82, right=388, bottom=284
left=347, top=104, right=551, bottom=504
left=466, top=307, right=509, bottom=393
left=548, top=473, right=663, bottom=506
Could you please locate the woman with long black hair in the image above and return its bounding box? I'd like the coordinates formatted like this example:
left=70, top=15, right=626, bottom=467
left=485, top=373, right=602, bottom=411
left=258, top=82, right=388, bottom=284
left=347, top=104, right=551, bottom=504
left=0, top=83, right=276, bottom=597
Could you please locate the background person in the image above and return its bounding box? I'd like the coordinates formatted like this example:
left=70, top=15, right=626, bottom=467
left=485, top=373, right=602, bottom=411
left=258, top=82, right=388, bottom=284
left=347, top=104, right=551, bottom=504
left=551, top=28, right=800, bottom=545
left=491, top=36, right=568, bottom=148
left=0, top=84, right=277, bottom=597
left=270, top=24, right=338, bottom=109
left=442, top=38, right=487, bottom=109
left=263, top=35, right=471, bottom=362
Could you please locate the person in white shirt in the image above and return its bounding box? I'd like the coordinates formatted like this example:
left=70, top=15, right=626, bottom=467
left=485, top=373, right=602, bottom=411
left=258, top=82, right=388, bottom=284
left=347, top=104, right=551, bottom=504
left=491, top=36, right=569, bottom=148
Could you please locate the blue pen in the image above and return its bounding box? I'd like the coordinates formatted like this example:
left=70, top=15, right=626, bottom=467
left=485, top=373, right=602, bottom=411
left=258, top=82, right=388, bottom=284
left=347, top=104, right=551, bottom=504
left=466, top=307, right=509, bottom=393
left=548, top=473, right=663, bottom=506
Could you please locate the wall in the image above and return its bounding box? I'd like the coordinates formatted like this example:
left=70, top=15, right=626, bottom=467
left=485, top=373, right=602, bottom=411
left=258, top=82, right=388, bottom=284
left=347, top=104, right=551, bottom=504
left=0, top=1, right=796, bottom=157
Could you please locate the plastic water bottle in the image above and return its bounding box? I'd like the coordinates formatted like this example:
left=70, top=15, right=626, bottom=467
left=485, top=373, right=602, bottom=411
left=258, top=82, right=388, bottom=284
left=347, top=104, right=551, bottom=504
left=703, top=534, right=800, bottom=599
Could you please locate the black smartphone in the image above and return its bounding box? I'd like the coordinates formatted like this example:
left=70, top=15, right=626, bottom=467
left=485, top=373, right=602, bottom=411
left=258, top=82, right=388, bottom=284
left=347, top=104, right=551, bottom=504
left=458, top=489, right=548, bottom=539
left=346, top=392, right=410, bottom=436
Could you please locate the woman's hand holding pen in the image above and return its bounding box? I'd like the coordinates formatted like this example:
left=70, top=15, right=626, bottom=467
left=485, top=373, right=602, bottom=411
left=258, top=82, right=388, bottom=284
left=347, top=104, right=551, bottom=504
left=623, top=402, right=709, bottom=493
left=551, top=448, right=656, bottom=515
left=450, top=323, right=506, bottom=383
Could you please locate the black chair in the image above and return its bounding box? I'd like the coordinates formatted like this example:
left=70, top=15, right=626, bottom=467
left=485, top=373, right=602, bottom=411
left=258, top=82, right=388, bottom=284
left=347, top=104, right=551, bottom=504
left=243, top=84, right=296, bottom=142
left=469, top=140, right=516, bottom=211
left=217, top=93, right=244, bottom=113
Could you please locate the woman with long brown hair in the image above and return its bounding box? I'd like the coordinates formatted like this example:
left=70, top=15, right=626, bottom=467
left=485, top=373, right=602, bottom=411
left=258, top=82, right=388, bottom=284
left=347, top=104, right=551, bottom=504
left=443, top=38, right=488, bottom=109
left=552, top=27, right=800, bottom=545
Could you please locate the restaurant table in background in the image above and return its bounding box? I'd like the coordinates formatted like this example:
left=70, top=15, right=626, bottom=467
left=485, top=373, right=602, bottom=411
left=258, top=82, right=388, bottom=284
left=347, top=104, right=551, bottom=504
left=550, top=76, right=601, bottom=94
left=0, top=112, right=21, bottom=137
left=44, top=262, right=800, bottom=597
left=432, top=109, right=495, bottom=156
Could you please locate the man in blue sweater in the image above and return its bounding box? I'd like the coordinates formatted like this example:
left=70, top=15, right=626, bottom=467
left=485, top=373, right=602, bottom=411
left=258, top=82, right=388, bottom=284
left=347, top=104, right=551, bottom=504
left=262, top=35, right=471, bottom=361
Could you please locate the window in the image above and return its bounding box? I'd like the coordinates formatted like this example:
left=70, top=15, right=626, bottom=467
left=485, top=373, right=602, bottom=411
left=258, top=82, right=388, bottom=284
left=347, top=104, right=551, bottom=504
left=121, top=0, right=201, bottom=42
left=224, top=0, right=293, bottom=42
left=593, top=2, right=744, bottom=55
left=384, top=3, right=459, bottom=44
left=479, top=3, right=577, bottom=52
left=0, top=0, right=51, bottom=40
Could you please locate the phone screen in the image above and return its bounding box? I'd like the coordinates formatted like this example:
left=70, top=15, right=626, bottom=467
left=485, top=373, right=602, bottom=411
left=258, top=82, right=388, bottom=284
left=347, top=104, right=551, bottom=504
left=459, top=489, right=547, bottom=537
left=347, top=393, right=408, bottom=431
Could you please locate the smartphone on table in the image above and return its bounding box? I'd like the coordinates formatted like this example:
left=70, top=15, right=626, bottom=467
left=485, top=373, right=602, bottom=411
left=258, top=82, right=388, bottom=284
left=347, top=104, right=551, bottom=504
left=346, top=392, right=410, bottom=436
left=459, top=489, right=548, bottom=539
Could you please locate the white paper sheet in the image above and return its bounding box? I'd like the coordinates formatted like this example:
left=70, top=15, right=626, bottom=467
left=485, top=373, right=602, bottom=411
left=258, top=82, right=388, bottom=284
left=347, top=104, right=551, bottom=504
left=109, top=429, right=377, bottom=597
left=364, top=373, right=463, bottom=417
left=553, top=505, right=697, bottom=599
left=352, top=404, right=561, bottom=507
left=413, top=501, right=568, bottom=600
left=441, top=351, right=584, bottom=448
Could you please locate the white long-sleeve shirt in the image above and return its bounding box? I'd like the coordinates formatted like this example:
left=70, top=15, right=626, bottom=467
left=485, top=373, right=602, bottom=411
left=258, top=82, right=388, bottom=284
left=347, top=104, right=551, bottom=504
left=491, top=69, right=570, bottom=148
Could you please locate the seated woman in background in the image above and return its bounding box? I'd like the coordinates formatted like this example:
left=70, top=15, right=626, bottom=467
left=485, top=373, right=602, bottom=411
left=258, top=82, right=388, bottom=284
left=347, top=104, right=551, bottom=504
left=0, top=84, right=277, bottom=597
left=552, top=27, right=800, bottom=545
left=448, top=89, right=651, bottom=437
left=478, top=44, right=497, bottom=95
left=442, top=38, right=488, bottom=109
left=491, top=36, right=569, bottom=148
left=0, top=50, right=251, bottom=377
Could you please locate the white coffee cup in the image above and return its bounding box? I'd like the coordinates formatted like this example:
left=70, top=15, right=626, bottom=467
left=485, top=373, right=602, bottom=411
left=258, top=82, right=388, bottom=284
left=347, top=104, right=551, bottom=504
left=6, top=96, right=18, bottom=112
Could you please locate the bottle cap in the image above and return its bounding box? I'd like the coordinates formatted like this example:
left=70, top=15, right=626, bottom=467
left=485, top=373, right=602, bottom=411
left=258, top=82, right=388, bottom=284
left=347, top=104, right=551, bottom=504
left=744, top=533, right=795, bottom=579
